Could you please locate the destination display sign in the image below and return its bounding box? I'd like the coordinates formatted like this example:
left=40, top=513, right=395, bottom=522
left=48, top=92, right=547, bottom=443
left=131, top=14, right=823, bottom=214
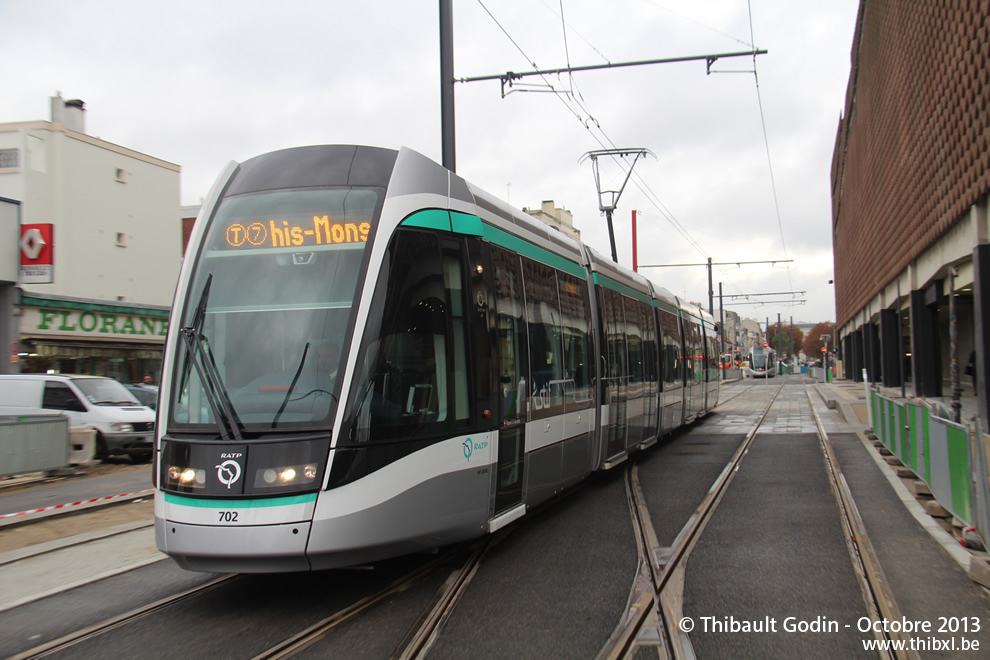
left=222, top=216, right=371, bottom=250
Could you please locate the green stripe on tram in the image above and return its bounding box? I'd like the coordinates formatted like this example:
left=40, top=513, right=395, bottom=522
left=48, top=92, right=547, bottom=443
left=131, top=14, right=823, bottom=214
left=401, top=209, right=452, bottom=232
left=402, top=210, right=587, bottom=279
left=592, top=273, right=653, bottom=305
left=164, top=492, right=318, bottom=508
left=450, top=211, right=484, bottom=236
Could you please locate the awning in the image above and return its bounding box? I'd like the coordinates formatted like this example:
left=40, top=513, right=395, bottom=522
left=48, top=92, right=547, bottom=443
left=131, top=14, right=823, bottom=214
left=22, top=338, right=164, bottom=360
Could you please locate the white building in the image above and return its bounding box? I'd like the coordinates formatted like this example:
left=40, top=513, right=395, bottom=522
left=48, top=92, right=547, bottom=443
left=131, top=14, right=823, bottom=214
left=0, top=95, right=182, bottom=381
left=523, top=200, right=581, bottom=241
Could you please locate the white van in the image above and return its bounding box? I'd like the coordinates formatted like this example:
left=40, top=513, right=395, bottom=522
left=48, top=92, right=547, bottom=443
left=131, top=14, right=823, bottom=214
left=0, top=374, right=155, bottom=461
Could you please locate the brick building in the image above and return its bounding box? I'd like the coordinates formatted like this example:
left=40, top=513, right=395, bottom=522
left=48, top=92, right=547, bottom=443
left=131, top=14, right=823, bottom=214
left=831, top=1, right=990, bottom=419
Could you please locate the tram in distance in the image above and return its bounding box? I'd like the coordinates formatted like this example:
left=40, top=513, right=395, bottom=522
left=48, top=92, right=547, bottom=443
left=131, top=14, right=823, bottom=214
left=747, top=344, right=777, bottom=378
left=154, top=145, right=721, bottom=573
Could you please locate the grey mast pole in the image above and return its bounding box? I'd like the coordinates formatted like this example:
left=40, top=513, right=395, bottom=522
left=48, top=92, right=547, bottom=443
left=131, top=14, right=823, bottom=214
left=440, top=0, right=456, bottom=172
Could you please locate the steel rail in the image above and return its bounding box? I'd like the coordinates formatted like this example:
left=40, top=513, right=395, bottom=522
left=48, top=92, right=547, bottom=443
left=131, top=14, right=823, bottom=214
left=252, top=534, right=506, bottom=660
left=598, top=379, right=786, bottom=659
left=390, top=535, right=497, bottom=660
left=251, top=548, right=473, bottom=660
left=803, top=383, right=919, bottom=660
left=8, top=574, right=237, bottom=660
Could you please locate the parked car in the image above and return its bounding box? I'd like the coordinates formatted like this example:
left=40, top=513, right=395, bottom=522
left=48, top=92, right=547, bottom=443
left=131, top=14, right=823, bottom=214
left=125, top=383, right=159, bottom=411
left=0, top=374, right=155, bottom=462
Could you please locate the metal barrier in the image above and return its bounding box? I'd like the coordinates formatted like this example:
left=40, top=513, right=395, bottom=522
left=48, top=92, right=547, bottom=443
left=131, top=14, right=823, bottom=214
left=0, top=415, right=69, bottom=477
left=870, top=391, right=977, bottom=528
left=809, top=366, right=832, bottom=383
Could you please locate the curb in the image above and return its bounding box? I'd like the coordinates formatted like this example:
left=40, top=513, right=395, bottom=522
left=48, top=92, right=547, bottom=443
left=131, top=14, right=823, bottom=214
left=811, top=382, right=984, bottom=579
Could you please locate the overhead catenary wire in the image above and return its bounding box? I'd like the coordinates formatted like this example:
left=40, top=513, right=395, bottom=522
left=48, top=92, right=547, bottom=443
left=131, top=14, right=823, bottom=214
left=538, top=0, right=612, bottom=65
left=642, top=0, right=755, bottom=50
left=746, top=0, right=794, bottom=297
left=474, top=1, right=797, bottom=313
left=476, top=0, right=752, bottom=296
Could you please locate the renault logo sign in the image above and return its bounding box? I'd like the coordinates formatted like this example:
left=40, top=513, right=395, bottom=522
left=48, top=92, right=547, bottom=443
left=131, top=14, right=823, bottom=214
left=20, top=227, right=46, bottom=260
left=19, top=223, right=54, bottom=284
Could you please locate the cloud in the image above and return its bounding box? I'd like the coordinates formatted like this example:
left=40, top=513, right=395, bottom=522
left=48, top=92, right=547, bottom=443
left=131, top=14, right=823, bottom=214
left=0, top=0, right=860, bottom=322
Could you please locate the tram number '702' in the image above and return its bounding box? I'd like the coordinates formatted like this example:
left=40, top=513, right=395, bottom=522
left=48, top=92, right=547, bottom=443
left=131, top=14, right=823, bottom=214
left=218, top=511, right=239, bottom=522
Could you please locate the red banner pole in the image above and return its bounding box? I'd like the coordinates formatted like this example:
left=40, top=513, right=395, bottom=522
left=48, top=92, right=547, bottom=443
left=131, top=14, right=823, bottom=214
left=632, top=210, right=638, bottom=272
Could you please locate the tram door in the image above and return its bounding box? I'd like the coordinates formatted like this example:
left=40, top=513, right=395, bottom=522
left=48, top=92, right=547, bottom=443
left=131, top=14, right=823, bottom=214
left=602, top=288, right=628, bottom=460
left=493, top=249, right=529, bottom=513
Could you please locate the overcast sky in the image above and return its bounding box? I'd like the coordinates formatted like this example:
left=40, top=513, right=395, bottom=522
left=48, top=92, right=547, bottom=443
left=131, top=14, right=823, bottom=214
left=1, top=0, right=860, bottom=327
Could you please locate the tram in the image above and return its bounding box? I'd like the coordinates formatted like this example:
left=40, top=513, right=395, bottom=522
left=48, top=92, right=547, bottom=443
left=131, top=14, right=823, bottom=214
left=747, top=344, right=777, bottom=378
left=154, top=145, right=720, bottom=573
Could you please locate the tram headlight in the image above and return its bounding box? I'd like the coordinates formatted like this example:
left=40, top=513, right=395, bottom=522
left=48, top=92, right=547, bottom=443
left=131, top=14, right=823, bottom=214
left=165, top=465, right=207, bottom=489
left=253, top=463, right=320, bottom=489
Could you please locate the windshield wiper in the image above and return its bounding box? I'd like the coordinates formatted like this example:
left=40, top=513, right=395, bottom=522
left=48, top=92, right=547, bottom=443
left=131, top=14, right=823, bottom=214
left=179, top=274, right=243, bottom=440
left=272, top=342, right=311, bottom=428
left=177, top=275, right=210, bottom=406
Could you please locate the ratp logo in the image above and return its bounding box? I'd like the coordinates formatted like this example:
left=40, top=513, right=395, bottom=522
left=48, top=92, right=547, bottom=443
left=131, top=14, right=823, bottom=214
left=215, top=460, right=242, bottom=488
left=462, top=438, right=489, bottom=461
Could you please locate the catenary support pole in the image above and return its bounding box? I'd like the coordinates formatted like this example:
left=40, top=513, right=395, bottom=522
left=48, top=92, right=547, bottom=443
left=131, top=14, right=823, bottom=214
left=439, top=0, right=456, bottom=172
left=720, top=283, right=725, bottom=382
left=707, top=258, right=713, bottom=316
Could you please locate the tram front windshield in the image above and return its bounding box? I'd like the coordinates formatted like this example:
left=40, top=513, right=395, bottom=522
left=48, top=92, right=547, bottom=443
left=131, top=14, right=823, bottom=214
left=171, top=187, right=380, bottom=432
left=752, top=349, right=768, bottom=369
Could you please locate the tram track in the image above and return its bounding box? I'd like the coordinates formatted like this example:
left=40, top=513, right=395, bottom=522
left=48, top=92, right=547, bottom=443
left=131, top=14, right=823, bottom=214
left=10, top=377, right=907, bottom=660
left=600, top=376, right=921, bottom=660
left=803, top=383, right=917, bottom=660
left=7, top=574, right=238, bottom=660
left=388, top=536, right=496, bottom=660
left=7, top=534, right=501, bottom=660
left=249, top=534, right=502, bottom=660
left=598, top=379, right=787, bottom=659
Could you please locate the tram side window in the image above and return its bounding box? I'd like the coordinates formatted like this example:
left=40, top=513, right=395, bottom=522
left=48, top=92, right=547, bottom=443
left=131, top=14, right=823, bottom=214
left=603, top=288, right=627, bottom=382
left=493, top=248, right=527, bottom=424
left=443, top=245, right=470, bottom=423
left=558, top=271, right=592, bottom=408
left=684, top=321, right=701, bottom=383
left=349, top=230, right=469, bottom=442
left=641, top=303, right=658, bottom=388
left=659, top=310, right=681, bottom=387
left=707, top=335, right=718, bottom=380
left=524, top=258, right=564, bottom=419
left=624, top=296, right=644, bottom=387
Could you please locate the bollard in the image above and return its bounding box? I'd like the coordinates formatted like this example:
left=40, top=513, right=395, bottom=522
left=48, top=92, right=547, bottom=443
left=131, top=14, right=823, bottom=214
left=68, top=426, right=97, bottom=465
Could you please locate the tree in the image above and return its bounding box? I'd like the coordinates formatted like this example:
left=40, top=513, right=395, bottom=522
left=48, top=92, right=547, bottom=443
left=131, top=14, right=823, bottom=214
left=766, top=323, right=805, bottom=358
left=801, top=322, right=835, bottom=357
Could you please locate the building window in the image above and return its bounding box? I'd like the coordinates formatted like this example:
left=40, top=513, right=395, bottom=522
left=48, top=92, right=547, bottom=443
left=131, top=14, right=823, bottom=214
left=0, top=148, right=19, bottom=169
left=116, top=232, right=127, bottom=246
left=115, top=168, right=127, bottom=182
